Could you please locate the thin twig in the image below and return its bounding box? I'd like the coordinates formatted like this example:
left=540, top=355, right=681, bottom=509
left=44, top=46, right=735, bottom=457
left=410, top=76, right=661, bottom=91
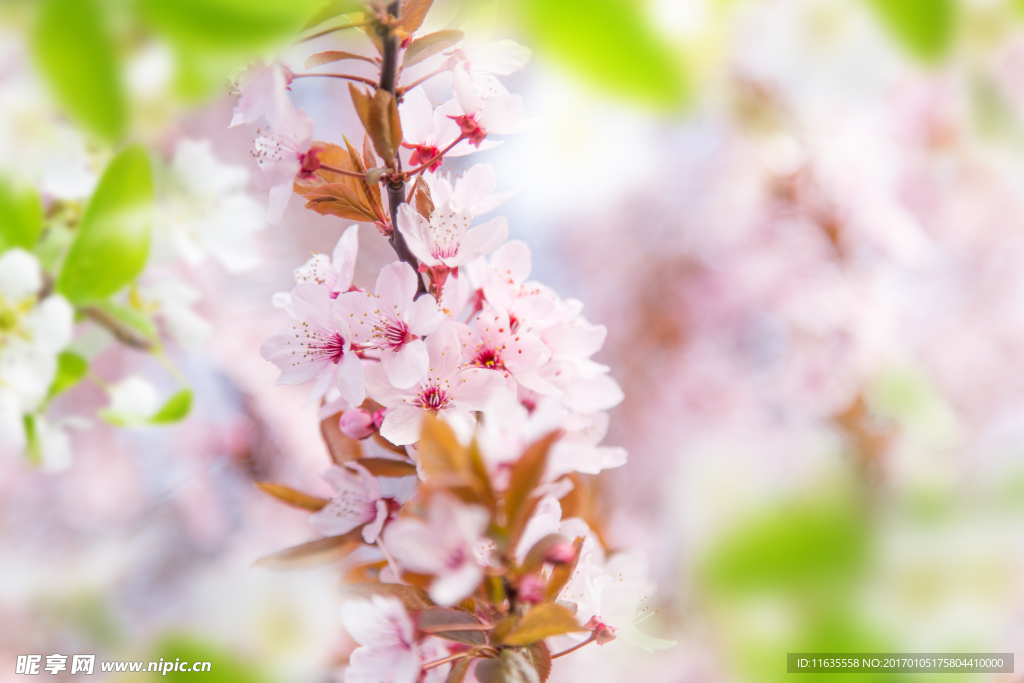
left=422, top=652, right=472, bottom=671
left=377, top=0, right=428, bottom=297
left=301, top=20, right=371, bottom=42
left=551, top=634, right=597, bottom=659
left=81, top=306, right=154, bottom=351
left=292, top=72, right=379, bottom=88
left=397, top=65, right=450, bottom=95
left=406, top=134, right=466, bottom=176
left=318, top=163, right=367, bottom=179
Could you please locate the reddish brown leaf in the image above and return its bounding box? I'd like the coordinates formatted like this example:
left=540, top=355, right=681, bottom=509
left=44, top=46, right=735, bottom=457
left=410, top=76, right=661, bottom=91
left=254, top=531, right=363, bottom=569
left=417, top=607, right=487, bottom=645
left=499, top=603, right=585, bottom=646
left=254, top=482, right=329, bottom=511
left=349, top=83, right=372, bottom=132
left=344, top=136, right=385, bottom=221
left=305, top=50, right=377, bottom=69
left=544, top=536, right=584, bottom=602
left=357, top=457, right=418, bottom=478
left=367, top=89, right=402, bottom=164
left=362, top=133, right=377, bottom=169
left=321, top=412, right=362, bottom=465
left=395, top=0, right=433, bottom=33
left=403, top=29, right=464, bottom=68
left=505, top=432, right=560, bottom=552
left=444, top=658, right=472, bottom=683
left=304, top=183, right=379, bottom=222
left=475, top=649, right=540, bottom=683
left=520, top=533, right=569, bottom=574
left=344, top=582, right=434, bottom=611
left=414, top=175, right=435, bottom=219
left=523, top=642, right=552, bottom=683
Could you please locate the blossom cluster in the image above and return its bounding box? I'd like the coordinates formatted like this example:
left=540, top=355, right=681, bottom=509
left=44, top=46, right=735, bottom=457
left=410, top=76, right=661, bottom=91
left=244, top=2, right=673, bottom=681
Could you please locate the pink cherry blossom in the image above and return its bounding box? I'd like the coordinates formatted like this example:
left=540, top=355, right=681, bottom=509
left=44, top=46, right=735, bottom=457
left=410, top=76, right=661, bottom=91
left=441, top=39, right=532, bottom=77
left=336, top=261, right=444, bottom=388
left=339, top=408, right=376, bottom=440
left=340, top=596, right=451, bottom=683
left=481, top=240, right=562, bottom=332
left=259, top=283, right=365, bottom=406
left=229, top=62, right=294, bottom=128
left=383, top=493, right=489, bottom=606
left=424, top=163, right=514, bottom=218
left=309, top=462, right=390, bottom=543
left=450, top=67, right=529, bottom=147
left=399, top=88, right=497, bottom=172
left=454, top=304, right=554, bottom=394
left=396, top=202, right=507, bottom=289
left=252, top=104, right=319, bottom=224
left=365, top=324, right=510, bottom=446
left=272, top=225, right=359, bottom=315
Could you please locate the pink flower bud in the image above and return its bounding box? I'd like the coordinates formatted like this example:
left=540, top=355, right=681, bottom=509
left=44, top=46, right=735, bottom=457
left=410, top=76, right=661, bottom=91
left=339, top=409, right=375, bottom=440
left=544, top=539, right=577, bottom=565
left=372, top=408, right=386, bottom=430
left=584, top=617, right=617, bottom=646
left=518, top=574, right=545, bottom=604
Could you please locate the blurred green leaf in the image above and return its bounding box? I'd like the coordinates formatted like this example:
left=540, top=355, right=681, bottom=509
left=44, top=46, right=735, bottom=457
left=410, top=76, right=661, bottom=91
left=48, top=351, right=88, bottom=400
left=22, top=414, right=40, bottom=465
left=149, top=389, right=192, bottom=424
left=865, top=0, right=955, bottom=62
left=56, top=145, right=153, bottom=305
left=519, top=0, right=687, bottom=108
left=701, top=493, right=869, bottom=596
left=32, top=0, right=127, bottom=142
left=151, top=635, right=269, bottom=683
left=137, top=0, right=320, bottom=51
left=0, top=181, right=43, bottom=253
left=303, top=0, right=364, bottom=30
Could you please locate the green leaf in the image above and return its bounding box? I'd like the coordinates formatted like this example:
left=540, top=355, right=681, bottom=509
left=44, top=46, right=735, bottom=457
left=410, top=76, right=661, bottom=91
left=88, top=300, right=159, bottom=341
left=47, top=351, right=88, bottom=400
left=22, top=414, right=41, bottom=465
left=0, top=181, right=43, bottom=253
left=152, top=635, right=270, bottom=683
left=32, top=0, right=126, bottom=142
left=56, top=145, right=153, bottom=305
left=303, top=0, right=364, bottom=30
left=865, top=0, right=955, bottom=62
left=149, top=389, right=193, bottom=424
left=519, top=0, right=687, bottom=109
left=138, top=0, right=320, bottom=51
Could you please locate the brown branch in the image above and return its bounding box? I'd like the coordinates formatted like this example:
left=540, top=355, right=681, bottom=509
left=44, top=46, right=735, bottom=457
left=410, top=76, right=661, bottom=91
left=81, top=306, right=155, bottom=351
left=397, top=65, right=449, bottom=95
left=378, top=0, right=428, bottom=297
left=292, top=72, right=379, bottom=88
left=422, top=652, right=472, bottom=671
left=551, top=634, right=597, bottom=659
left=318, top=163, right=367, bottom=179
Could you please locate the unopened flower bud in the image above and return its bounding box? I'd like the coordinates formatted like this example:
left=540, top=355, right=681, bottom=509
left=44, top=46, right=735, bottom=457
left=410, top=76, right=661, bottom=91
left=544, top=539, right=577, bottom=565
left=339, top=408, right=375, bottom=440
left=584, top=616, right=616, bottom=645
left=372, top=408, right=386, bottom=430
left=518, top=574, right=545, bottom=604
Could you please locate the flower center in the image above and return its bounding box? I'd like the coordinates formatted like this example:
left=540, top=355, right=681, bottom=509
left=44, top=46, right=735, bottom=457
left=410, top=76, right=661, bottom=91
left=473, top=346, right=502, bottom=369
left=450, top=114, right=487, bottom=148
left=416, top=385, right=450, bottom=410
left=375, top=319, right=414, bottom=351
left=403, top=143, right=442, bottom=172
left=309, top=330, right=347, bottom=364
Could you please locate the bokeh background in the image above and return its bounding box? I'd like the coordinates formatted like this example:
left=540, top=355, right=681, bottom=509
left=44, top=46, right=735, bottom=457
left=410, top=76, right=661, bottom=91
left=3, top=0, right=1024, bottom=681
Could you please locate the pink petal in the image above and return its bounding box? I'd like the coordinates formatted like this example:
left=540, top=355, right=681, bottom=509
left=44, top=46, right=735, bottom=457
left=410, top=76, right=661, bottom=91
left=376, top=261, right=418, bottom=315
left=450, top=216, right=507, bottom=265
left=336, top=350, right=366, bottom=406
left=383, top=341, right=430, bottom=389
left=379, top=405, right=425, bottom=446
left=451, top=367, right=510, bottom=411
left=403, top=293, right=444, bottom=336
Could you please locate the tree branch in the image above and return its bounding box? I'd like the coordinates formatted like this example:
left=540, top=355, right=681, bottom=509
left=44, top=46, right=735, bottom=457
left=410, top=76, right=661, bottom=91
left=378, top=0, right=428, bottom=297
left=81, top=306, right=155, bottom=351
left=292, top=72, right=379, bottom=88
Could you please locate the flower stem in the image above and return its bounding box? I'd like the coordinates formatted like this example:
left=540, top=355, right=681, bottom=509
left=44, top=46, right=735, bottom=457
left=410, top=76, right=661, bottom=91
left=397, top=65, right=449, bottom=95
left=407, top=134, right=466, bottom=176
left=292, top=72, right=379, bottom=88
left=377, top=0, right=427, bottom=297
left=81, top=305, right=155, bottom=352
left=318, top=163, right=367, bottom=179
left=551, top=634, right=597, bottom=659
left=422, top=652, right=471, bottom=671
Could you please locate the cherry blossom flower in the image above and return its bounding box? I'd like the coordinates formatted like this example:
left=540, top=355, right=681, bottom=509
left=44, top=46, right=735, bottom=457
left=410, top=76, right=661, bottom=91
left=365, top=324, right=509, bottom=446
left=441, top=39, right=532, bottom=76
left=383, top=493, right=489, bottom=605
left=450, top=67, right=529, bottom=147
left=454, top=304, right=554, bottom=394
left=0, top=249, right=73, bottom=453
left=309, top=462, right=391, bottom=543
left=156, top=138, right=264, bottom=273
left=259, top=283, right=365, bottom=406
left=336, top=261, right=444, bottom=388
left=252, top=104, right=319, bottom=224
left=480, top=240, right=561, bottom=332
left=399, top=88, right=496, bottom=172
left=340, top=596, right=451, bottom=683
left=273, top=225, right=359, bottom=314
left=396, top=202, right=507, bottom=288
left=424, top=162, right=514, bottom=218
left=229, top=62, right=294, bottom=129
